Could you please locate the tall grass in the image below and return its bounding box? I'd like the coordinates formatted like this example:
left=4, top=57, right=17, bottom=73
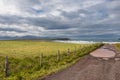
left=0, top=40, right=103, bottom=80
left=115, top=44, right=120, bottom=51
left=0, top=40, right=84, bottom=58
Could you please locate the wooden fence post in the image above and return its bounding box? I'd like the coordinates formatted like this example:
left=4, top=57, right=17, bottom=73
left=67, top=48, right=70, bottom=55
left=40, top=53, right=43, bottom=67
left=75, top=46, right=76, bottom=53
left=4, top=56, right=9, bottom=77
left=57, top=50, right=60, bottom=61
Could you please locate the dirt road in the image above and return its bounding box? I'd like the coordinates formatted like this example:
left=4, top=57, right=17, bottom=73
left=39, top=44, right=120, bottom=80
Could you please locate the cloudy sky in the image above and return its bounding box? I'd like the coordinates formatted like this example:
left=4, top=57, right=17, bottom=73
left=0, top=0, right=120, bottom=40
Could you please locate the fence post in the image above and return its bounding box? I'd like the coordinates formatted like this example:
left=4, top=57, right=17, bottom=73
left=4, top=56, right=9, bottom=77
left=40, top=53, right=43, bottom=67
left=57, top=50, right=60, bottom=61
left=67, top=48, right=70, bottom=55
left=75, top=46, right=76, bottom=53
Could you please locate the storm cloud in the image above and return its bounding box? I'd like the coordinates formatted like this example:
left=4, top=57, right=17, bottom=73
left=0, top=0, right=120, bottom=40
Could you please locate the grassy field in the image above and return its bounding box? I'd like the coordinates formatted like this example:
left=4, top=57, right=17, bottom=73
left=115, top=44, right=120, bottom=51
left=0, top=40, right=83, bottom=58
left=0, top=40, right=103, bottom=80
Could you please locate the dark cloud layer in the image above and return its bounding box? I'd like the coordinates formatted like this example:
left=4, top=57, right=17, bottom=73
left=0, top=0, right=120, bottom=41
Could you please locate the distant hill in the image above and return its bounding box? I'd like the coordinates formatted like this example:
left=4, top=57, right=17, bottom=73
left=0, top=36, right=17, bottom=40
left=51, top=38, right=70, bottom=40
left=0, top=36, right=71, bottom=41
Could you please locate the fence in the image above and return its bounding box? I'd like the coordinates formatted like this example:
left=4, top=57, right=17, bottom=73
left=2, top=44, right=102, bottom=78
left=3, top=48, right=76, bottom=78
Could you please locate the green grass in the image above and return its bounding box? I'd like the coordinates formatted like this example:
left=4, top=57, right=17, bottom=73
left=0, top=40, right=85, bottom=58
left=0, top=40, right=103, bottom=80
left=115, top=44, right=120, bottom=51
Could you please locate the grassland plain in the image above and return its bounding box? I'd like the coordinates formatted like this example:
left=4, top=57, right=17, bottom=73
left=0, top=40, right=103, bottom=80
left=115, top=44, right=120, bottom=51
left=0, top=40, right=83, bottom=58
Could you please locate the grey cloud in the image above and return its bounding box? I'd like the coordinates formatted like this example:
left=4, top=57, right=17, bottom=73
left=0, top=15, right=25, bottom=25
left=0, top=0, right=120, bottom=41
left=9, top=0, right=41, bottom=14
left=0, top=28, right=27, bottom=33
left=61, top=11, right=80, bottom=19
left=0, top=15, right=72, bottom=29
